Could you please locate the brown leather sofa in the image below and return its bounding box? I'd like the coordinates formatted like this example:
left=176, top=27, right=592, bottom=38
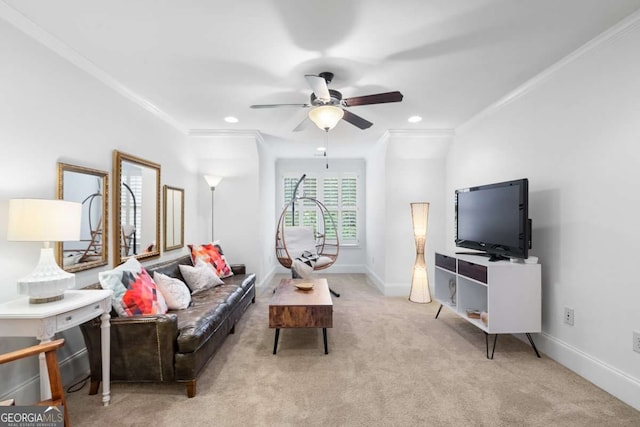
left=80, top=255, right=256, bottom=398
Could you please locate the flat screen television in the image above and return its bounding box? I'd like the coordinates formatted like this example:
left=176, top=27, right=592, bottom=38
left=455, top=178, right=530, bottom=261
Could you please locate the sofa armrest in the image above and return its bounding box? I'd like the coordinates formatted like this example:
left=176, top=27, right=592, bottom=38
left=80, top=313, right=179, bottom=386
left=230, top=264, right=246, bottom=275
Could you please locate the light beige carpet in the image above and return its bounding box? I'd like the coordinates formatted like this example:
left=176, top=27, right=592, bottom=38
left=66, top=274, right=640, bottom=426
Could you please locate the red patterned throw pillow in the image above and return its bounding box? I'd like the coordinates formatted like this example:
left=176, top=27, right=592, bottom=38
left=98, top=258, right=168, bottom=317
left=188, top=241, right=233, bottom=278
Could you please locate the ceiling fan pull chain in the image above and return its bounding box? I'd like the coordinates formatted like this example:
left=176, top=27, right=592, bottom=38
left=325, top=130, right=329, bottom=169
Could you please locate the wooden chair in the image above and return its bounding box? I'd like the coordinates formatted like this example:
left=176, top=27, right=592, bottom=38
left=0, top=339, right=69, bottom=426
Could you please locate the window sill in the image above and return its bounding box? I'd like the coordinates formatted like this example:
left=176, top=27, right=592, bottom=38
left=340, top=243, right=361, bottom=249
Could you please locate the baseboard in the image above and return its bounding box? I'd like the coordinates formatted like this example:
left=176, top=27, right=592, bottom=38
left=364, top=266, right=386, bottom=295
left=364, top=267, right=414, bottom=297
left=532, top=332, right=640, bottom=410
left=257, top=267, right=276, bottom=288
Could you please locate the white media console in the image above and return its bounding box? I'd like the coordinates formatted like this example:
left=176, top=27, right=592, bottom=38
left=434, top=252, right=541, bottom=358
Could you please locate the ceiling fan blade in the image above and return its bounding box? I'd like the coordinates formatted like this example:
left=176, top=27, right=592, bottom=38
left=250, top=103, right=310, bottom=109
left=342, top=91, right=403, bottom=107
left=293, top=116, right=311, bottom=132
left=305, top=75, right=331, bottom=102
left=342, top=109, right=373, bottom=129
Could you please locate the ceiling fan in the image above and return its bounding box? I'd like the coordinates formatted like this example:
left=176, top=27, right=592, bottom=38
left=250, top=72, right=403, bottom=131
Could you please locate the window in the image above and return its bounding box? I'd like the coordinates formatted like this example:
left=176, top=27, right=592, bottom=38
left=281, top=174, right=360, bottom=245
left=121, top=170, right=143, bottom=254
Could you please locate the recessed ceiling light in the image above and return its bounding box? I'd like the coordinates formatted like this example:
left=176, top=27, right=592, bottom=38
left=408, top=115, right=422, bottom=123
left=317, top=147, right=326, bottom=152
left=224, top=116, right=239, bottom=123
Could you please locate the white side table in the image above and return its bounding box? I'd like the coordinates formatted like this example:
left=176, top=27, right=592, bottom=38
left=0, top=290, right=112, bottom=406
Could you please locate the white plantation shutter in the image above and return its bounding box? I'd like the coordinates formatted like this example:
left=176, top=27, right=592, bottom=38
left=302, top=178, right=317, bottom=206
left=121, top=173, right=142, bottom=253
left=323, top=177, right=339, bottom=241
left=323, top=178, right=339, bottom=206
left=340, top=177, right=357, bottom=242
left=282, top=174, right=359, bottom=245
left=284, top=177, right=297, bottom=205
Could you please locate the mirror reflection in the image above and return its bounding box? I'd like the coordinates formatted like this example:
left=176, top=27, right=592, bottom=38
left=163, top=186, right=184, bottom=251
left=56, top=163, right=109, bottom=272
left=114, top=151, right=161, bottom=264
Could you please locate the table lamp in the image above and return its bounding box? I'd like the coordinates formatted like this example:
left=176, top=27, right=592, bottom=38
left=7, top=199, right=82, bottom=303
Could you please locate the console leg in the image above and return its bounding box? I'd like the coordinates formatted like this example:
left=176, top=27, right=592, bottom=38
left=526, top=333, right=541, bottom=358
left=323, top=328, right=328, bottom=354
left=89, top=380, right=100, bottom=395
left=273, top=329, right=280, bottom=355
left=485, top=333, right=498, bottom=360
left=435, top=304, right=443, bottom=319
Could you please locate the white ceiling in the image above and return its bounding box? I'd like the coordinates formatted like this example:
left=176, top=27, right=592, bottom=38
left=3, top=0, right=640, bottom=157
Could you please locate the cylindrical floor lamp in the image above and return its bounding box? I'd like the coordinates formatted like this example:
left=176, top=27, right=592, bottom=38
left=204, top=175, right=223, bottom=242
left=410, top=202, right=431, bottom=303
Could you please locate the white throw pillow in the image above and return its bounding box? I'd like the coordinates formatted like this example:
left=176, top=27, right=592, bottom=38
left=315, top=256, right=333, bottom=268
left=292, top=259, right=314, bottom=279
left=284, top=226, right=317, bottom=260
left=179, top=259, right=224, bottom=294
left=153, top=272, right=191, bottom=310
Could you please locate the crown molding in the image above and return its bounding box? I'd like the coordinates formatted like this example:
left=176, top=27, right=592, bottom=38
left=457, top=8, right=640, bottom=134
left=0, top=1, right=187, bottom=134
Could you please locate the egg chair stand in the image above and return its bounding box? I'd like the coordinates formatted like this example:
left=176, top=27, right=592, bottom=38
left=275, top=175, right=340, bottom=297
left=78, top=192, right=103, bottom=263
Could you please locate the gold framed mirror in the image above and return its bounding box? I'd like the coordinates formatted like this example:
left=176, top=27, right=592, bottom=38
left=55, top=162, right=109, bottom=272
left=163, top=185, right=184, bottom=251
left=113, top=150, right=161, bottom=264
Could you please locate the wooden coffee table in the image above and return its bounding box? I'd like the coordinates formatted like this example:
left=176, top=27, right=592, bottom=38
left=269, top=278, right=333, bottom=354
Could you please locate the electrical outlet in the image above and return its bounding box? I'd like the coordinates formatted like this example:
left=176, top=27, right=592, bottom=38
left=564, top=307, right=574, bottom=326
left=633, top=331, right=640, bottom=354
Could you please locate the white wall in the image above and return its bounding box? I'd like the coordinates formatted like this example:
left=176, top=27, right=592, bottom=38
left=366, top=131, right=451, bottom=296
left=257, top=137, right=277, bottom=284
left=447, top=19, right=640, bottom=409
left=0, top=19, right=198, bottom=403
left=365, top=136, right=387, bottom=285
left=192, top=133, right=267, bottom=284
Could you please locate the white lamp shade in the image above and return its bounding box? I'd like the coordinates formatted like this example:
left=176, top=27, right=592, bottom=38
left=411, top=202, right=430, bottom=237
left=308, top=105, right=344, bottom=131
left=204, top=175, right=223, bottom=188
left=8, top=199, right=82, bottom=242
left=410, top=254, right=431, bottom=303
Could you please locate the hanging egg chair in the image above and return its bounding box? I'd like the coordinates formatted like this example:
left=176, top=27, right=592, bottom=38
left=275, top=175, right=339, bottom=272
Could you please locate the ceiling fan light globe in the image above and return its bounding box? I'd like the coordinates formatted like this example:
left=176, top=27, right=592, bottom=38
left=308, top=105, right=344, bottom=131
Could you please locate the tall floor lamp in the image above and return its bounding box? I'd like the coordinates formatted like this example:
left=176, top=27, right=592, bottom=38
left=409, top=202, right=431, bottom=303
left=204, top=175, right=223, bottom=241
